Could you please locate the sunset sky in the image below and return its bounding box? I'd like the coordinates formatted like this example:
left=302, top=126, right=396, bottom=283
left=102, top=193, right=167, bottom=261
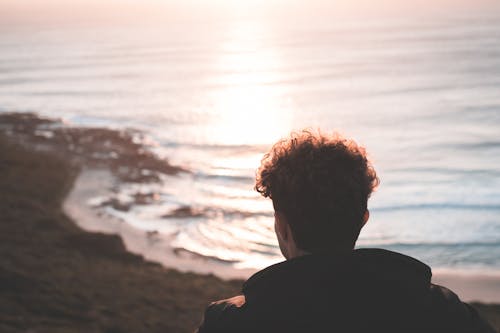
left=2, top=0, right=499, bottom=25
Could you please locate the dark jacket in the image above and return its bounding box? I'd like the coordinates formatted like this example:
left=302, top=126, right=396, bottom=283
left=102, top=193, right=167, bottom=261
left=197, top=249, right=495, bottom=333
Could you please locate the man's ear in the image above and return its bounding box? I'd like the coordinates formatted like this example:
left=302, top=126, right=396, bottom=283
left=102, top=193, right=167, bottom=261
left=275, top=211, right=289, bottom=241
left=362, top=210, right=370, bottom=227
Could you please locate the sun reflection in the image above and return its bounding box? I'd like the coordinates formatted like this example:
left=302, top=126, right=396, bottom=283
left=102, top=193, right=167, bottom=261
left=208, top=21, right=293, bottom=146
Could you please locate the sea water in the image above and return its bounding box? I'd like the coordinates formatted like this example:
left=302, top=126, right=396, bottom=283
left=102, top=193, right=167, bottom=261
left=1, top=10, right=500, bottom=272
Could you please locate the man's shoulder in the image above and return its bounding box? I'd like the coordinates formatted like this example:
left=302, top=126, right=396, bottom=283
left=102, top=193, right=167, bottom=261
left=429, top=283, right=495, bottom=333
left=196, top=295, right=246, bottom=333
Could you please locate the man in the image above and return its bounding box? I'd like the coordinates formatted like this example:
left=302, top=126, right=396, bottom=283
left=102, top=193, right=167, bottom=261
left=197, top=130, right=494, bottom=332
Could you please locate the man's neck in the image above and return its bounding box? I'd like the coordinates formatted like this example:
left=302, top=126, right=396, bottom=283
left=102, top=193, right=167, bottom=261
left=285, top=247, right=310, bottom=260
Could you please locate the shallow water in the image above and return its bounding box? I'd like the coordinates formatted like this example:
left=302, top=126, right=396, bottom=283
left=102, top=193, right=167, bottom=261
left=1, top=11, right=500, bottom=272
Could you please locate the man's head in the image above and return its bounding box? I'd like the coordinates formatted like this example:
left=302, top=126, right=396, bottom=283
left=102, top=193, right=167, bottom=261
left=255, top=130, right=379, bottom=258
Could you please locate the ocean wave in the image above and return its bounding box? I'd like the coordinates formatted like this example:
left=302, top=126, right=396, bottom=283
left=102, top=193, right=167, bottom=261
left=158, top=140, right=267, bottom=152
left=371, top=203, right=500, bottom=212
left=359, top=241, right=500, bottom=249
left=441, top=140, right=500, bottom=151
left=359, top=242, right=500, bottom=268
left=193, top=172, right=254, bottom=183
left=161, top=205, right=272, bottom=220
left=373, top=80, right=500, bottom=96
left=387, top=166, right=500, bottom=177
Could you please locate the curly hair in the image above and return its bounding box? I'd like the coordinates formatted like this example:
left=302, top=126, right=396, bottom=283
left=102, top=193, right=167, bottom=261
left=255, top=130, right=379, bottom=253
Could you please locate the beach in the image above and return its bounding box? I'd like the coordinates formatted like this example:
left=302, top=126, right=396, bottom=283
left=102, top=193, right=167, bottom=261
left=0, top=117, right=242, bottom=333
left=64, top=168, right=255, bottom=280
left=0, top=112, right=499, bottom=332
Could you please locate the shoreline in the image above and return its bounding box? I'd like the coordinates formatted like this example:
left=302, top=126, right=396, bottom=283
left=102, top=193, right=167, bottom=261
left=1, top=111, right=258, bottom=280
left=65, top=169, right=500, bottom=302
left=0, top=132, right=243, bottom=332
left=3, top=111, right=500, bottom=302
left=0, top=111, right=499, bottom=331
left=63, top=168, right=256, bottom=280
left=0, top=113, right=500, bottom=303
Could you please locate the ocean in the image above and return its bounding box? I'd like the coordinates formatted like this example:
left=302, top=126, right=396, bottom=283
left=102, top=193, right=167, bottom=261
left=1, top=11, right=500, bottom=273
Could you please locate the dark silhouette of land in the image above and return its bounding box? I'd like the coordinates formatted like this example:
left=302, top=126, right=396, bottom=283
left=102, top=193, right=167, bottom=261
left=0, top=134, right=241, bottom=333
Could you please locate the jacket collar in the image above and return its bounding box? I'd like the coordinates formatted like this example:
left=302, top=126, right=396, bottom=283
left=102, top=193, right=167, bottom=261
left=243, top=248, right=432, bottom=295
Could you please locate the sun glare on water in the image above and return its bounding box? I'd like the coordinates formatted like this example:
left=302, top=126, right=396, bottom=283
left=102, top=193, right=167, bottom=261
left=207, top=21, right=293, bottom=146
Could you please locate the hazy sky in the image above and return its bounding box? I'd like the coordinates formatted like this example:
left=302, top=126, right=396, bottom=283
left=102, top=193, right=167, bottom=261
left=1, top=0, right=499, bottom=25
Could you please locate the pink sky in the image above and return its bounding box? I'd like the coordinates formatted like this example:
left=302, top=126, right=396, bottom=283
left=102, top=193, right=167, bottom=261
left=1, top=0, right=499, bottom=25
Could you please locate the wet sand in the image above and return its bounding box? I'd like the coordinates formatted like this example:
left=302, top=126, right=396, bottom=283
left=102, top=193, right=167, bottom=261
left=63, top=168, right=255, bottom=280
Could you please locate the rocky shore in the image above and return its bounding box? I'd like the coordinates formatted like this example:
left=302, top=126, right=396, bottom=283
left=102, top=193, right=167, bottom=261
left=0, top=114, right=241, bottom=332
